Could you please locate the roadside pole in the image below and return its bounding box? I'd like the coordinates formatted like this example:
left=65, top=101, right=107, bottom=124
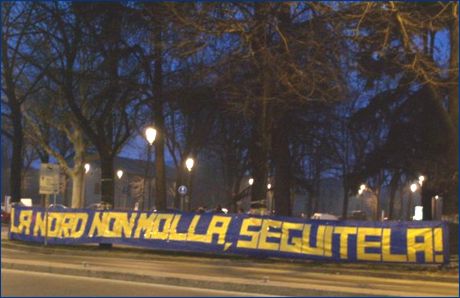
left=178, top=185, right=187, bottom=212
left=44, top=194, right=49, bottom=246
left=39, top=163, right=60, bottom=246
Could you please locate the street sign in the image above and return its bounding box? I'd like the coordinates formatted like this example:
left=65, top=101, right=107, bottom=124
left=39, top=163, right=60, bottom=194
left=177, top=185, right=188, bottom=195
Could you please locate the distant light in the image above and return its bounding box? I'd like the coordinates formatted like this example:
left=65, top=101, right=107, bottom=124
left=267, top=183, right=272, bottom=190
left=360, top=184, right=366, bottom=191
left=418, top=175, right=425, bottom=186
left=84, top=163, right=90, bottom=174
left=248, top=178, right=254, bottom=186
left=145, top=127, right=157, bottom=145
left=117, top=170, right=124, bottom=179
left=413, top=206, right=423, bottom=220
left=435, top=195, right=439, bottom=200
left=185, top=158, right=195, bottom=172
left=358, top=189, right=363, bottom=195
left=410, top=183, right=418, bottom=193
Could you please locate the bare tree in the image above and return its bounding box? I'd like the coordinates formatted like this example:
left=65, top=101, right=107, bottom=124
left=1, top=2, right=46, bottom=202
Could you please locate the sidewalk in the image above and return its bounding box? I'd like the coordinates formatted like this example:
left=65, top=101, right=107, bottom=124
left=2, top=237, right=459, bottom=296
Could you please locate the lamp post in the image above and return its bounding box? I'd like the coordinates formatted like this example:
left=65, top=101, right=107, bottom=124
left=267, top=182, right=273, bottom=213
left=358, top=184, right=366, bottom=210
left=432, top=195, right=442, bottom=220
left=407, top=183, right=418, bottom=220
left=116, top=170, right=124, bottom=208
left=185, top=157, right=195, bottom=211
left=81, top=163, right=90, bottom=208
left=144, top=127, right=157, bottom=210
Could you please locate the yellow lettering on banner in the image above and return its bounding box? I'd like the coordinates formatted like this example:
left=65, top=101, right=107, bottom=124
left=151, top=214, right=174, bottom=240
left=88, top=212, right=108, bottom=237
left=70, top=213, right=89, bottom=238
left=323, top=225, right=334, bottom=257
left=382, top=229, right=406, bottom=262
left=237, top=218, right=262, bottom=249
left=433, top=228, right=444, bottom=263
left=168, top=215, right=187, bottom=241
left=103, top=213, right=137, bottom=238
left=357, top=228, right=382, bottom=261
left=11, top=210, right=33, bottom=235
left=280, top=222, right=304, bottom=254
left=301, top=224, right=324, bottom=256
left=206, top=216, right=232, bottom=245
left=258, top=219, right=282, bottom=251
left=10, top=208, right=19, bottom=233
left=47, top=213, right=64, bottom=237
left=59, top=213, right=77, bottom=238
left=187, top=215, right=207, bottom=243
left=333, top=227, right=357, bottom=259
left=133, top=213, right=156, bottom=238
left=33, top=212, right=46, bottom=236
left=32, top=212, right=87, bottom=238
left=102, top=213, right=121, bottom=238
left=407, top=228, right=433, bottom=263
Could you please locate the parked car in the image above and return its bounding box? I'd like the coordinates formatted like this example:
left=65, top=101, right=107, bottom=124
left=86, top=202, right=112, bottom=210
left=349, top=210, right=367, bottom=220
left=310, top=213, right=339, bottom=220
left=150, top=208, right=181, bottom=213
left=48, top=204, right=69, bottom=210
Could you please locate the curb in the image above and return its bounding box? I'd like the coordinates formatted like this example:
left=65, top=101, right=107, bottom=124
left=2, top=240, right=458, bottom=284
left=1, top=261, right=361, bottom=297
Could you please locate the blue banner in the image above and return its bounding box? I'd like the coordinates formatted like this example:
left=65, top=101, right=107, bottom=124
left=9, top=207, right=449, bottom=264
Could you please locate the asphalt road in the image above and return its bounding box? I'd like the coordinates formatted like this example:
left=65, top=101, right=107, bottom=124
left=2, top=243, right=458, bottom=297
left=1, top=269, right=270, bottom=297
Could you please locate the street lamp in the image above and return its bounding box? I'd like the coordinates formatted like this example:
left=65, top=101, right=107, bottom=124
left=185, top=158, right=195, bottom=172
left=117, top=170, right=124, bottom=179
left=267, top=183, right=272, bottom=190
left=84, top=163, right=91, bottom=174
left=248, top=178, right=254, bottom=186
left=144, top=126, right=157, bottom=210
left=358, top=184, right=366, bottom=195
left=410, top=183, right=418, bottom=193
left=145, top=127, right=157, bottom=146
left=185, top=157, right=195, bottom=211
left=418, top=175, right=425, bottom=186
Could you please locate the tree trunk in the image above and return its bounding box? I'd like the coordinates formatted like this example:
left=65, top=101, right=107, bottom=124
left=421, top=183, right=435, bottom=221
left=173, top=169, right=183, bottom=209
left=100, top=154, right=114, bottom=206
left=306, top=190, right=313, bottom=218
left=388, top=172, right=400, bottom=220
left=71, top=169, right=84, bottom=208
left=10, top=103, right=23, bottom=203
left=153, top=18, right=167, bottom=211
left=341, top=179, right=349, bottom=219
left=249, top=124, right=268, bottom=203
left=249, top=3, right=270, bottom=204
left=273, top=116, right=291, bottom=216
left=446, top=7, right=459, bottom=214
left=374, top=187, right=381, bottom=220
